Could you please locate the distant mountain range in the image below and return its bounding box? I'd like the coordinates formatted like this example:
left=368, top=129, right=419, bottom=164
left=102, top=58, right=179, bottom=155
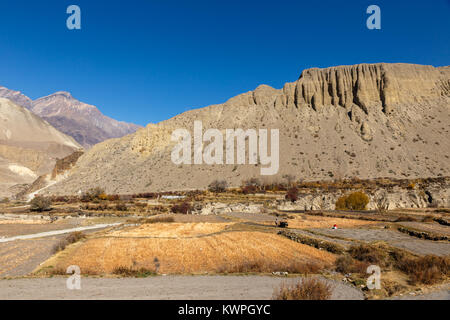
left=0, top=87, right=141, bottom=148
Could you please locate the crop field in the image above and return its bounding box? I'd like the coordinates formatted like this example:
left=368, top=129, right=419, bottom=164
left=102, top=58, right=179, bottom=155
left=40, top=227, right=336, bottom=275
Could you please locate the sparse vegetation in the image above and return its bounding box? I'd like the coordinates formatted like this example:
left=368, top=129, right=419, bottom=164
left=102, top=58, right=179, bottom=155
left=81, top=187, right=106, bottom=202
left=52, top=232, right=86, bottom=253
left=348, top=243, right=390, bottom=267
left=112, top=266, right=157, bottom=277
left=171, top=202, right=193, bottom=214
left=335, top=255, right=369, bottom=274
left=138, top=216, right=175, bottom=224
left=215, top=259, right=322, bottom=274
left=396, top=255, right=450, bottom=284
left=273, top=278, right=333, bottom=300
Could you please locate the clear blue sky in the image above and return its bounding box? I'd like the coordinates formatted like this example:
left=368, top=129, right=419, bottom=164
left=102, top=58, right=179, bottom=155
left=0, top=0, right=449, bottom=126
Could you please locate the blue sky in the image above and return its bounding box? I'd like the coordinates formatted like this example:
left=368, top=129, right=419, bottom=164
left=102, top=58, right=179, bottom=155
left=0, top=0, right=449, bottom=126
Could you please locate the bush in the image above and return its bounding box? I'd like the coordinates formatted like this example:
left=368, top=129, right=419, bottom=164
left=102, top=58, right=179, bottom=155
left=52, top=232, right=85, bottom=253
left=115, top=202, right=128, bottom=211
left=335, top=192, right=369, bottom=210
left=348, top=243, right=389, bottom=267
left=112, top=266, right=157, bottom=277
left=396, top=255, right=449, bottom=284
left=335, top=255, right=369, bottom=274
left=138, top=216, right=175, bottom=224
left=30, top=196, right=52, bottom=212
left=215, top=258, right=322, bottom=274
left=171, top=202, right=193, bottom=214
left=107, top=194, right=120, bottom=201
left=208, top=180, right=228, bottom=193
left=285, top=187, right=299, bottom=202
left=241, top=185, right=258, bottom=194
left=81, top=187, right=106, bottom=202
left=273, top=278, right=333, bottom=300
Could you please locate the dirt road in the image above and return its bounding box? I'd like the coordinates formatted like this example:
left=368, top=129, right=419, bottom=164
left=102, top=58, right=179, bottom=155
left=0, top=223, right=120, bottom=243
left=0, top=276, right=364, bottom=300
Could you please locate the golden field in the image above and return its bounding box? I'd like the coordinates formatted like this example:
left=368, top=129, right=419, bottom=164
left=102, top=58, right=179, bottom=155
left=109, top=222, right=233, bottom=238
left=46, top=228, right=336, bottom=275
left=283, top=215, right=378, bottom=229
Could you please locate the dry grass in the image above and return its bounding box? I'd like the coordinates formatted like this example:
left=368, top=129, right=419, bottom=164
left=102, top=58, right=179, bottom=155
left=284, top=216, right=377, bottom=229
left=396, top=255, right=450, bottom=285
left=273, top=278, right=333, bottom=300
left=0, top=219, right=48, bottom=225
left=49, top=231, right=336, bottom=275
left=335, top=255, right=370, bottom=274
left=109, top=222, right=233, bottom=238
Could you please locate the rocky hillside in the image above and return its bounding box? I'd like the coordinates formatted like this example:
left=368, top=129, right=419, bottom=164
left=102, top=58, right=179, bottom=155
left=41, top=63, right=450, bottom=196
left=31, top=92, right=141, bottom=148
left=0, top=98, right=82, bottom=197
left=0, top=88, right=141, bottom=148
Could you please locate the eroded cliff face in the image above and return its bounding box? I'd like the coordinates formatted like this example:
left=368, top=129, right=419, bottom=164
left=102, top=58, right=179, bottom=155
left=281, top=63, right=449, bottom=114
left=40, top=63, right=450, bottom=196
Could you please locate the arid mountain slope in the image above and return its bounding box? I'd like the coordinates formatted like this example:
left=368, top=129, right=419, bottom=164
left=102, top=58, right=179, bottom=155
left=42, top=63, right=450, bottom=196
left=0, top=88, right=141, bottom=148
left=31, top=92, right=141, bottom=148
left=0, top=86, right=33, bottom=110
left=0, top=98, right=82, bottom=197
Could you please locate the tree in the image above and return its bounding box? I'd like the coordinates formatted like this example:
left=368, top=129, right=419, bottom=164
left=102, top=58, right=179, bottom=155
left=335, top=192, right=369, bottom=210
left=30, top=196, right=52, bottom=212
left=374, top=191, right=389, bottom=213
left=208, top=180, right=228, bottom=193
left=285, top=187, right=299, bottom=203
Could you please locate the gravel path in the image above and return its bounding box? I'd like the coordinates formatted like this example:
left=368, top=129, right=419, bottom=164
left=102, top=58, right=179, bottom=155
left=0, top=223, right=120, bottom=243
left=0, top=276, right=364, bottom=300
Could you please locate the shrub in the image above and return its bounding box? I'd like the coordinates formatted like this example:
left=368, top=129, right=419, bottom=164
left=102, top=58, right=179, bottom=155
left=407, top=182, right=416, bottom=190
left=215, top=258, right=322, bottom=274
left=348, top=243, right=389, bottom=267
left=171, top=202, right=192, bottom=214
left=139, top=216, right=175, bottom=224
left=285, top=187, right=299, bottom=202
left=273, top=278, right=333, bottom=300
left=335, top=192, right=369, bottom=210
left=30, top=196, right=52, bottom=212
left=208, top=180, right=228, bottom=193
left=52, top=232, right=85, bottom=253
left=115, top=202, right=128, bottom=211
left=241, top=185, right=258, bottom=195
left=0, top=197, right=9, bottom=204
left=112, top=266, right=156, bottom=277
left=396, top=255, right=450, bottom=284
left=81, top=187, right=106, bottom=202
left=107, top=194, right=120, bottom=201
left=335, top=255, right=369, bottom=274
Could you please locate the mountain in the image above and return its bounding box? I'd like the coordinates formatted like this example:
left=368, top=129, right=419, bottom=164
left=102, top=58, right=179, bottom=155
left=0, top=88, right=142, bottom=148
left=37, top=63, right=450, bottom=196
left=0, top=98, right=82, bottom=197
left=0, top=86, right=33, bottom=110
